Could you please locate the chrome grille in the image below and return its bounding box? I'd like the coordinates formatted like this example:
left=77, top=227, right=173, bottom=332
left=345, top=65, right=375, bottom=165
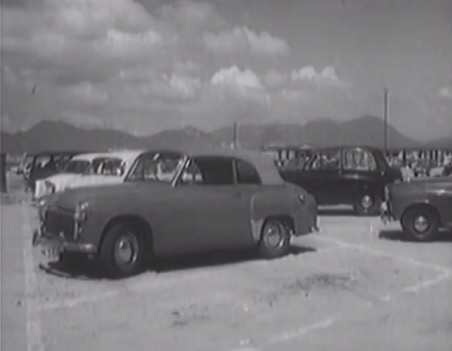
left=44, top=208, right=75, bottom=240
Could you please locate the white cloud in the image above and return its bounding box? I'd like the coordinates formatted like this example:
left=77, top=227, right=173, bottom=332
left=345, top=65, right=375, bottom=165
left=158, top=0, right=224, bottom=30
left=2, top=0, right=164, bottom=65
left=279, top=89, right=311, bottom=102
left=204, top=26, right=291, bottom=57
left=439, top=86, right=452, bottom=99
left=67, top=82, right=110, bottom=104
left=291, top=65, right=348, bottom=88
left=264, top=70, right=287, bottom=88
left=211, top=65, right=270, bottom=106
left=211, top=65, right=264, bottom=90
left=99, top=29, right=162, bottom=58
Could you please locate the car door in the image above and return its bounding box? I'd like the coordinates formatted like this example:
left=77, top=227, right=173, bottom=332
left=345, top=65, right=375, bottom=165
left=341, top=148, right=381, bottom=203
left=155, top=156, right=254, bottom=256
left=300, top=149, right=342, bottom=205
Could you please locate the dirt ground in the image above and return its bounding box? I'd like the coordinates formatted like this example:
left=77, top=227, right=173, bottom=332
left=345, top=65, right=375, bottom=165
left=1, top=196, right=452, bottom=351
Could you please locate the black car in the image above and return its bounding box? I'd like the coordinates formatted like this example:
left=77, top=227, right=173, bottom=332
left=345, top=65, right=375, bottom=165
left=24, top=151, right=87, bottom=191
left=279, top=146, right=403, bottom=215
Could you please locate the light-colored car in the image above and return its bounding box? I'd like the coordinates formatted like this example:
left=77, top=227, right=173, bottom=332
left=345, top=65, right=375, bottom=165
left=34, top=150, right=145, bottom=200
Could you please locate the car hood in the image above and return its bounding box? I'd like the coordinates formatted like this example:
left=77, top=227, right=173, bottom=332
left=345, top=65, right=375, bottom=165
left=44, top=173, right=84, bottom=187
left=390, top=176, right=452, bottom=193
left=66, top=175, right=124, bottom=189
left=52, top=181, right=171, bottom=211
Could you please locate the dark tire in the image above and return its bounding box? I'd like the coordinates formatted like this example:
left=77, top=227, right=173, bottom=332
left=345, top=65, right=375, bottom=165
left=58, top=252, right=86, bottom=268
left=100, top=223, right=146, bottom=278
left=258, top=218, right=290, bottom=259
left=353, top=192, right=381, bottom=216
left=401, top=206, right=439, bottom=242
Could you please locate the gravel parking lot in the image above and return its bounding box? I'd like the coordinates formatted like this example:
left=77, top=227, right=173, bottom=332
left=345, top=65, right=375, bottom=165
left=2, top=200, right=452, bottom=351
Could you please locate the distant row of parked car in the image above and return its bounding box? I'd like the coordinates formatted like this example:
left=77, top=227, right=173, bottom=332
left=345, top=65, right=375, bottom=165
left=20, top=145, right=450, bottom=278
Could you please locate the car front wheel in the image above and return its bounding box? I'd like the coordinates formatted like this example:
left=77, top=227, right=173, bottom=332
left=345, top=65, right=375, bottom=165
left=258, top=218, right=290, bottom=259
left=401, top=206, right=439, bottom=242
left=354, top=192, right=381, bottom=216
left=100, top=223, right=145, bottom=278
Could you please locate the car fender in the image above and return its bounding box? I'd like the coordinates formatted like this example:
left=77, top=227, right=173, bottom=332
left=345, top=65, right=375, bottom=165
left=249, top=188, right=314, bottom=241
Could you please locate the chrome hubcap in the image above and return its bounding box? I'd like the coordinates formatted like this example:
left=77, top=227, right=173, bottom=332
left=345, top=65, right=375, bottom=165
left=413, top=216, right=429, bottom=233
left=361, top=195, right=373, bottom=209
left=114, top=233, right=139, bottom=268
left=264, top=222, right=285, bottom=249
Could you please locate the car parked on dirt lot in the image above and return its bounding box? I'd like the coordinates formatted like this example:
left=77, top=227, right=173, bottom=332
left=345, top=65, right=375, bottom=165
left=279, top=146, right=403, bottom=215
left=33, top=150, right=145, bottom=200
left=33, top=148, right=318, bottom=278
left=23, top=151, right=86, bottom=191
left=381, top=175, right=452, bottom=241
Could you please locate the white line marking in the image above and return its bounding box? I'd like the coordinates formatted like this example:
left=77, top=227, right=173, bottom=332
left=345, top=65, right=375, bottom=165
left=403, top=271, right=451, bottom=293
left=22, top=204, right=44, bottom=351
left=317, top=243, right=350, bottom=253
left=35, top=270, right=214, bottom=313
left=314, top=235, right=451, bottom=274
left=267, top=317, right=336, bottom=345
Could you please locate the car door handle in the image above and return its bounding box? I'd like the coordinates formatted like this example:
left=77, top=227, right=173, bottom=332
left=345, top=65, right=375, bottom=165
left=234, top=192, right=243, bottom=198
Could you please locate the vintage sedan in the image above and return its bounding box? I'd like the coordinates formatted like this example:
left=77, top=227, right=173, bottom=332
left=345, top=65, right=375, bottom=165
left=23, top=151, right=85, bottom=191
left=381, top=175, right=452, bottom=241
left=33, top=150, right=145, bottom=201
left=279, top=146, right=403, bottom=215
left=33, top=148, right=318, bottom=278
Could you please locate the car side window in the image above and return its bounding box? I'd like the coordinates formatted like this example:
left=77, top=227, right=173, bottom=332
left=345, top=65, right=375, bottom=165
left=179, top=160, right=204, bottom=185
left=306, top=150, right=341, bottom=171
left=128, top=157, right=145, bottom=180
left=128, top=152, right=184, bottom=183
left=34, top=155, right=53, bottom=170
left=179, top=157, right=235, bottom=186
left=343, top=149, right=377, bottom=171
left=235, top=159, right=261, bottom=185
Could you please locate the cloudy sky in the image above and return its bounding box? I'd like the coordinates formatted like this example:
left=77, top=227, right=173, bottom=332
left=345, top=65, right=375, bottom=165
left=1, top=0, right=451, bottom=141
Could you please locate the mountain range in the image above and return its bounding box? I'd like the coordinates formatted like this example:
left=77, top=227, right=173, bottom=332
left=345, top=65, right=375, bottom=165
left=1, top=115, right=450, bottom=155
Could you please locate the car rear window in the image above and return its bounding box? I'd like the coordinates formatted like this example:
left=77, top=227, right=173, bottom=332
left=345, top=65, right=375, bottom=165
left=235, top=159, right=261, bottom=185
left=181, top=157, right=235, bottom=185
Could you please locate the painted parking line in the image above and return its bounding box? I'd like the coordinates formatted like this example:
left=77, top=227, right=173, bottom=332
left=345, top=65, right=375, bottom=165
left=35, top=270, right=214, bottom=313
left=313, top=233, right=452, bottom=302
left=267, top=317, right=337, bottom=345
left=22, top=204, right=44, bottom=351
left=227, top=317, right=338, bottom=351
left=313, top=235, right=451, bottom=274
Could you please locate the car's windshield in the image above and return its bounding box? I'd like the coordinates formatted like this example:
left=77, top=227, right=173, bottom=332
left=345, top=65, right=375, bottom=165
left=128, top=152, right=185, bottom=183
left=93, top=157, right=127, bottom=177
left=64, top=160, right=91, bottom=174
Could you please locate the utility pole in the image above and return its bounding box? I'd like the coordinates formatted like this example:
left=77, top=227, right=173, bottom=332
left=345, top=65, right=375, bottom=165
left=232, top=121, right=239, bottom=149
left=383, top=87, right=389, bottom=152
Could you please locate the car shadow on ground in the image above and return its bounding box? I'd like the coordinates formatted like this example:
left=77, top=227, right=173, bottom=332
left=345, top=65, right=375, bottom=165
left=39, top=245, right=317, bottom=280
left=379, top=229, right=452, bottom=242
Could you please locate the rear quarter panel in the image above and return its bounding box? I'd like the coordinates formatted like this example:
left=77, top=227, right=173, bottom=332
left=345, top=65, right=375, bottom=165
left=250, top=185, right=316, bottom=241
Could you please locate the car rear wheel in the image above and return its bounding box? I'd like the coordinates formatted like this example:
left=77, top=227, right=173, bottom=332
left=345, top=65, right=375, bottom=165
left=354, top=192, right=381, bottom=216
left=100, top=223, right=145, bottom=278
left=258, top=218, right=290, bottom=259
left=401, top=206, right=439, bottom=242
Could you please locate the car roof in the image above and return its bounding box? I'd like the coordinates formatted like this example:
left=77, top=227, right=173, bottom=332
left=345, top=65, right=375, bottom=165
left=29, top=150, right=88, bottom=157
left=142, top=147, right=285, bottom=185
left=311, top=145, right=382, bottom=152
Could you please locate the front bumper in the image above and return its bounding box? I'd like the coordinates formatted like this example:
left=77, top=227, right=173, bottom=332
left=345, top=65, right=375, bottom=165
left=32, top=228, right=97, bottom=254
